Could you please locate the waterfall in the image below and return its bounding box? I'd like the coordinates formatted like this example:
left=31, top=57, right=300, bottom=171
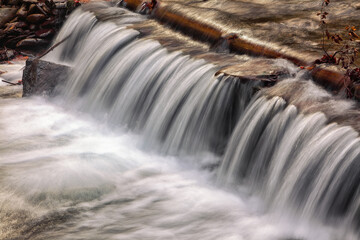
left=26, top=5, right=360, bottom=239
left=47, top=8, right=256, bottom=156
left=218, top=80, right=360, bottom=234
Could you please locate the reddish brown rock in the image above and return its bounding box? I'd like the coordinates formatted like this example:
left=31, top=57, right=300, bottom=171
left=35, top=28, right=54, bottom=38
left=26, top=13, right=46, bottom=24
left=16, top=38, right=49, bottom=48
left=40, top=19, right=54, bottom=28
left=41, top=17, right=62, bottom=28
left=4, top=35, right=27, bottom=48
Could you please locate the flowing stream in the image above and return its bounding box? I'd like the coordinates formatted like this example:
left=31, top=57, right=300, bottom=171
left=0, top=5, right=359, bottom=240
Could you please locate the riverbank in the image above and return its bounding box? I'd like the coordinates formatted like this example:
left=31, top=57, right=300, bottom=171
left=0, top=59, right=24, bottom=98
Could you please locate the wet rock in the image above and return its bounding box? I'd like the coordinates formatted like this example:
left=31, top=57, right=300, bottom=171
left=41, top=16, right=62, bottom=28
left=0, top=8, right=17, bottom=28
left=35, top=28, right=54, bottom=38
left=4, top=35, right=27, bottom=48
left=40, top=18, right=53, bottom=28
left=26, top=13, right=46, bottom=24
left=216, top=59, right=290, bottom=84
left=16, top=38, right=49, bottom=48
left=16, top=4, right=28, bottom=19
left=22, top=59, right=70, bottom=97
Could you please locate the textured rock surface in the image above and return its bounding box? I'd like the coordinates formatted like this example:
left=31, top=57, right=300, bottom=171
left=0, top=8, right=17, bottom=28
left=217, top=59, right=290, bottom=83
left=22, top=58, right=70, bottom=97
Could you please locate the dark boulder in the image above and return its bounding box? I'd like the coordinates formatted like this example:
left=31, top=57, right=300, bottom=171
left=26, top=13, right=46, bottom=24
left=22, top=59, right=70, bottom=97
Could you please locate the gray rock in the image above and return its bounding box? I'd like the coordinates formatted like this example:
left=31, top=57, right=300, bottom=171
left=22, top=59, right=70, bottom=97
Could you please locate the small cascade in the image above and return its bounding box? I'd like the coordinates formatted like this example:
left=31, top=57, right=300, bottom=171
left=48, top=8, right=257, bottom=156
left=25, top=5, right=360, bottom=239
left=218, top=80, right=360, bottom=234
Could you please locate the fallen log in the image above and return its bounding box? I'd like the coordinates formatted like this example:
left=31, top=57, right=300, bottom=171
left=120, top=1, right=358, bottom=100
left=153, top=6, right=222, bottom=45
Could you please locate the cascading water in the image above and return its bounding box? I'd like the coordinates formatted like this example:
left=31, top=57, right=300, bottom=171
left=1, top=4, right=359, bottom=240
left=46, top=7, right=255, bottom=156
left=218, top=79, right=360, bottom=236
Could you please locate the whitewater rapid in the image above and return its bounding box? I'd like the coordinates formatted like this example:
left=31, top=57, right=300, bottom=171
left=0, top=97, right=356, bottom=240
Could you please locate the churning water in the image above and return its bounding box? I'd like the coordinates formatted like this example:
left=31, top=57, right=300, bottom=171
left=1, top=5, right=359, bottom=240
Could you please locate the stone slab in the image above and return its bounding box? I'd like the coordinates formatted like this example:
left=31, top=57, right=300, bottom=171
left=216, top=59, right=289, bottom=83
